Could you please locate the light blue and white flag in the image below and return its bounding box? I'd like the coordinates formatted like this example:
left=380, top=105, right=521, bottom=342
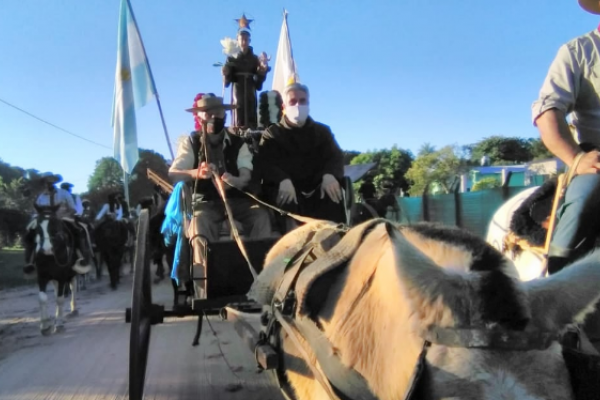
left=112, top=0, right=156, bottom=174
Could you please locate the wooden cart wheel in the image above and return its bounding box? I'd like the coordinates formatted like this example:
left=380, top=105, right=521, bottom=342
left=129, top=209, right=152, bottom=400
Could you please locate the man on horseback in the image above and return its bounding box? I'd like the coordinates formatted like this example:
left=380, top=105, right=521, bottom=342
left=255, top=82, right=347, bottom=230
left=80, top=199, right=95, bottom=223
left=96, top=192, right=136, bottom=241
left=60, top=182, right=83, bottom=215
left=532, top=0, right=600, bottom=347
left=22, top=172, right=93, bottom=275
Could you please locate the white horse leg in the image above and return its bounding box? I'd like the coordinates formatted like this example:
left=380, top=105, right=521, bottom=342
left=67, top=276, right=79, bottom=317
left=39, top=291, right=52, bottom=336
left=52, top=281, right=66, bottom=333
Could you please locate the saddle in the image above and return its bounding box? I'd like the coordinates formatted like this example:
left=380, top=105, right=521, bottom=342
left=505, top=177, right=558, bottom=254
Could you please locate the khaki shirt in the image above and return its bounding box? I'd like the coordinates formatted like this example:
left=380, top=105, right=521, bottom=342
left=532, top=29, right=600, bottom=146
left=170, top=132, right=253, bottom=172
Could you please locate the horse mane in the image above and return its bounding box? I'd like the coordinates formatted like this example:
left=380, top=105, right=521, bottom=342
left=397, top=222, right=530, bottom=330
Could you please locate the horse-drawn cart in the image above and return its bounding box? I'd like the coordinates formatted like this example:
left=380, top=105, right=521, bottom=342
left=126, top=165, right=356, bottom=400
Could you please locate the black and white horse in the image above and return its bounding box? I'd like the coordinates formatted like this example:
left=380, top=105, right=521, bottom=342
left=31, top=207, right=91, bottom=335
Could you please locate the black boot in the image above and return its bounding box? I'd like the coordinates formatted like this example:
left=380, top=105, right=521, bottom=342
left=73, top=231, right=93, bottom=275
left=78, top=235, right=92, bottom=266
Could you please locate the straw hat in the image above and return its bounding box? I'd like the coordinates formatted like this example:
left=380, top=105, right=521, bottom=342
left=185, top=94, right=237, bottom=113
left=579, top=0, right=600, bottom=14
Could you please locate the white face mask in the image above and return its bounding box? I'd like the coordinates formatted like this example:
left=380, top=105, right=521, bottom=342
left=285, top=104, right=309, bottom=126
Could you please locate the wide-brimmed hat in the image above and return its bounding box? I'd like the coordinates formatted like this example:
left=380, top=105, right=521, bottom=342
left=60, top=182, right=73, bottom=189
left=82, top=199, right=91, bottom=206
left=579, top=0, right=600, bottom=14
left=39, top=171, right=63, bottom=184
left=185, top=94, right=237, bottom=113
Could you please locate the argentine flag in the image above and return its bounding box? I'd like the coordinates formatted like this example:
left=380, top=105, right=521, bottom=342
left=112, top=0, right=156, bottom=174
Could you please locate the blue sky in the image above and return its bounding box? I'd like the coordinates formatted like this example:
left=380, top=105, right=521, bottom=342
left=0, top=0, right=598, bottom=193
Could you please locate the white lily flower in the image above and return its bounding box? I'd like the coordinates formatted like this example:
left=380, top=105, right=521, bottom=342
left=220, top=37, right=241, bottom=58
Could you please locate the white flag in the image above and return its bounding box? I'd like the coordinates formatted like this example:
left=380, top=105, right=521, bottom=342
left=272, top=10, right=298, bottom=96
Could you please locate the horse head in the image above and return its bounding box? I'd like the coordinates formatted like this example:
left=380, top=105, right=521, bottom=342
left=383, top=223, right=600, bottom=399
left=33, top=206, right=73, bottom=265
left=263, top=221, right=600, bottom=400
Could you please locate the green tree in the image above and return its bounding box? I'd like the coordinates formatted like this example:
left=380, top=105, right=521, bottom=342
left=350, top=146, right=413, bottom=192
left=405, top=145, right=465, bottom=196
left=87, top=157, right=124, bottom=192
left=83, top=149, right=170, bottom=209
left=128, top=149, right=170, bottom=206
left=418, top=143, right=436, bottom=156
left=343, top=150, right=361, bottom=165
left=471, top=176, right=501, bottom=192
left=0, top=177, right=32, bottom=213
left=0, top=159, right=24, bottom=184
left=468, top=136, right=533, bottom=165
left=528, top=138, right=554, bottom=160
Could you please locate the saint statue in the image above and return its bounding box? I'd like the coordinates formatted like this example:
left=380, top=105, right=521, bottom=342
left=221, top=14, right=271, bottom=129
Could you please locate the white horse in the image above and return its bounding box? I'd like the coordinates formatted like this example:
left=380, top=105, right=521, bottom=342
left=255, top=219, right=600, bottom=400
left=485, top=186, right=547, bottom=281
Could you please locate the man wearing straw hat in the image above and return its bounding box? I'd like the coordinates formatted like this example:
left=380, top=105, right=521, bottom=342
left=169, top=93, right=271, bottom=244
left=22, top=172, right=92, bottom=275
left=532, top=0, right=600, bottom=348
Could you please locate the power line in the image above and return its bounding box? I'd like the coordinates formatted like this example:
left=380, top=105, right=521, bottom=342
left=0, top=97, right=112, bottom=150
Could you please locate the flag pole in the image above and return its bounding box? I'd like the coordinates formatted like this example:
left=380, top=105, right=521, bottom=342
left=125, top=0, right=174, bottom=160
left=123, top=170, right=131, bottom=207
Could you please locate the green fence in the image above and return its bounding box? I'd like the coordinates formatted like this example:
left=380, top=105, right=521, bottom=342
left=395, top=186, right=532, bottom=238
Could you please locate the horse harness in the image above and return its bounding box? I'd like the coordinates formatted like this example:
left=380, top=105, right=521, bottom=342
left=257, top=220, right=567, bottom=400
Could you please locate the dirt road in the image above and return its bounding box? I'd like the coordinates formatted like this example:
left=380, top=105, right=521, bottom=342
left=0, top=272, right=284, bottom=400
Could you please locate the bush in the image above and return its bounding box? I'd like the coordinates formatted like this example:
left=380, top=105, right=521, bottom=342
left=471, top=176, right=501, bottom=192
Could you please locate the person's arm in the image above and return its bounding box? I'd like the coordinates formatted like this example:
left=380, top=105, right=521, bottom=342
left=95, top=204, right=108, bottom=221
left=223, top=143, right=253, bottom=189
left=255, top=128, right=292, bottom=184
left=169, top=136, right=211, bottom=182
left=61, top=190, right=77, bottom=215
left=532, top=43, right=600, bottom=173
left=319, top=126, right=345, bottom=180
left=74, top=196, right=84, bottom=215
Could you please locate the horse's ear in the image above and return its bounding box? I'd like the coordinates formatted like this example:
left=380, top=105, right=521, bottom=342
left=525, top=250, right=600, bottom=328
left=389, top=227, right=469, bottom=326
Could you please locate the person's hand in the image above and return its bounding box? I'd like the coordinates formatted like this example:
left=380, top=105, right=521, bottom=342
left=575, top=151, right=600, bottom=175
left=193, top=162, right=214, bottom=180
left=277, top=179, right=297, bottom=206
left=221, top=172, right=238, bottom=190
left=321, top=174, right=342, bottom=203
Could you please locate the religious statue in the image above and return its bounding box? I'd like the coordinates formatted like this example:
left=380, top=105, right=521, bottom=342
left=221, top=14, right=271, bottom=129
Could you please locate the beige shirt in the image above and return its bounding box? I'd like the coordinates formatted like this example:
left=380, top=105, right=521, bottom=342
left=532, top=29, right=600, bottom=146
left=169, top=132, right=253, bottom=172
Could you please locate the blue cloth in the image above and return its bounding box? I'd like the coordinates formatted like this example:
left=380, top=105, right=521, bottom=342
left=550, top=173, right=600, bottom=260
left=160, top=182, right=189, bottom=284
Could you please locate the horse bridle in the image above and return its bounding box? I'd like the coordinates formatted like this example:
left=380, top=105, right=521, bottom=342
left=403, top=325, right=562, bottom=399
left=35, top=213, right=74, bottom=268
